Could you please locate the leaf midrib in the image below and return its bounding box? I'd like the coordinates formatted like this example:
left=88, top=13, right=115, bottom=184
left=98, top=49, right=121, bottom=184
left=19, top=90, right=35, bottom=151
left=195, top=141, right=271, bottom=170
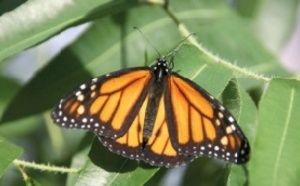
left=272, top=88, right=295, bottom=185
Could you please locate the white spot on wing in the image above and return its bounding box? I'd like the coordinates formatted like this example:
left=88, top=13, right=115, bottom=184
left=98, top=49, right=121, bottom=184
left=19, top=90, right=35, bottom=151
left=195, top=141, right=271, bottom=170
left=90, top=84, right=96, bottom=90
left=77, top=94, right=84, bottom=101
left=214, top=146, right=219, bottom=151
left=228, top=116, right=234, bottom=123
left=226, top=126, right=233, bottom=134
left=75, top=91, right=82, bottom=96
left=241, top=149, right=245, bottom=155
left=231, top=124, right=236, bottom=131
left=80, top=84, right=86, bottom=90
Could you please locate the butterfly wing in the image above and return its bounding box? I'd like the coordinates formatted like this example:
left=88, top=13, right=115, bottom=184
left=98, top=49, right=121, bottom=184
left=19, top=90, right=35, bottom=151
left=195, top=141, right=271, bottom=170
left=99, top=92, right=194, bottom=167
left=165, top=73, right=250, bottom=164
left=51, top=67, right=152, bottom=138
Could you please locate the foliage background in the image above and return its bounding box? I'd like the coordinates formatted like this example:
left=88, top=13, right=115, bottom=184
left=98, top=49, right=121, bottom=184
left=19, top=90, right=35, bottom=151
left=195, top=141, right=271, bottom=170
left=0, top=0, right=300, bottom=185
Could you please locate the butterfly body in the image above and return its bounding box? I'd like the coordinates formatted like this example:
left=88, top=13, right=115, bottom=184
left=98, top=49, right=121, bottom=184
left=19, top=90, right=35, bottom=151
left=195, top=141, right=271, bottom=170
left=51, top=57, right=250, bottom=168
left=143, top=58, right=169, bottom=147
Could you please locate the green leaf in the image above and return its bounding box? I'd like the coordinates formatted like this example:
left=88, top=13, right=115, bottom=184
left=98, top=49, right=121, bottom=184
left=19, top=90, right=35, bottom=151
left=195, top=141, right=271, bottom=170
left=0, top=75, right=20, bottom=120
left=237, top=80, right=258, bottom=145
left=0, top=136, right=23, bottom=178
left=144, top=168, right=167, bottom=186
left=182, top=158, right=229, bottom=186
left=224, top=79, right=258, bottom=186
left=235, top=0, right=261, bottom=18
left=0, top=0, right=140, bottom=62
left=0, top=116, right=41, bottom=138
left=222, top=79, right=242, bottom=119
left=66, top=136, right=94, bottom=186
left=170, top=1, right=285, bottom=77
left=250, top=78, right=300, bottom=185
left=25, top=177, right=42, bottom=186
left=45, top=112, right=87, bottom=161
left=223, top=78, right=258, bottom=144
left=173, top=43, right=233, bottom=97
left=71, top=139, right=158, bottom=186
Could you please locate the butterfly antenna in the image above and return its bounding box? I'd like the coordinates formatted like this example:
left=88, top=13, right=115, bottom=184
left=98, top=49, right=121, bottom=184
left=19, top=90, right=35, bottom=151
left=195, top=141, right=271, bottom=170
left=170, top=33, right=196, bottom=57
left=168, top=32, right=195, bottom=69
left=181, top=32, right=196, bottom=44
left=133, top=27, right=161, bottom=57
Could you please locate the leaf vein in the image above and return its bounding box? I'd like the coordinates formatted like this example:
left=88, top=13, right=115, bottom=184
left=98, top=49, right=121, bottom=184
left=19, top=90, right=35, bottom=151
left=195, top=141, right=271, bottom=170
left=272, top=88, right=295, bottom=185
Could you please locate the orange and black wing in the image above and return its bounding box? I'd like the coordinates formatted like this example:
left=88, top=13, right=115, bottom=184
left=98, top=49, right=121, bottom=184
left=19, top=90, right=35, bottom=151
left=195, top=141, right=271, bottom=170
left=98, top=92, right=194, bottom=167
left=165, top=73, right=250, bottom=164
left=51, top=67, right=152, bottom=139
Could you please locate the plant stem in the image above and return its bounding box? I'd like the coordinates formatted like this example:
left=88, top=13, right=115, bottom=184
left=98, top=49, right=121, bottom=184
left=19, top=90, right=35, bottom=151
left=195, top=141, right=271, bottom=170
left=13, top=159, right=79, bottom=174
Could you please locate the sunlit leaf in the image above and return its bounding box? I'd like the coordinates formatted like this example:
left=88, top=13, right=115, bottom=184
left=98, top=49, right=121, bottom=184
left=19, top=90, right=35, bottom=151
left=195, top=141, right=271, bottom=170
left=0, top=136, right=23, bottom=178
left=250, top=78, right=300, bottom=185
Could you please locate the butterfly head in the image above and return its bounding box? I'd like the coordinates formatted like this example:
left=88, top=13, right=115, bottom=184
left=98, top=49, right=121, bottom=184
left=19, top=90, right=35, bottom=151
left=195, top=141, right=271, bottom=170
left=151, top=57, right=172, bottom=79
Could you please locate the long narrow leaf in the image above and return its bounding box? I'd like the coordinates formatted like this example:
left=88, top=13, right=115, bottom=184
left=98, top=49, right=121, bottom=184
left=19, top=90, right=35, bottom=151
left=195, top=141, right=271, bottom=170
left=250, top=78, right=300, bottom=185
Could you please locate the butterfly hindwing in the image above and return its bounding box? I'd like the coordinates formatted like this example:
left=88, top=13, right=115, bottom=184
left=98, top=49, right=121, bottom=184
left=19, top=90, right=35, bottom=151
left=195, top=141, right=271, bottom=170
left=99, top=93, right=195, bottom=167
left=98, top=95, right=149, bottom=160
left=165, top=73, right=250, bottom=164
left=51, top=67, right=152, bottom=138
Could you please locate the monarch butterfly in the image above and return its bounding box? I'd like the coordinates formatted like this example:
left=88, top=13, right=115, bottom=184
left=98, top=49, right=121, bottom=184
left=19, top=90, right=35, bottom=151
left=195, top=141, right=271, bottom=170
left=51, top=55, right=250, bottom=168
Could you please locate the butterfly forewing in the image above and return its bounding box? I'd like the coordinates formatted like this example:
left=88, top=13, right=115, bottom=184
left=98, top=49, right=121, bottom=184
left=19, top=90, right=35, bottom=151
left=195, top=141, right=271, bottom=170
left=51, top=68, right=152, bottom=138
left=166, top=73, right=250, bottom=164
